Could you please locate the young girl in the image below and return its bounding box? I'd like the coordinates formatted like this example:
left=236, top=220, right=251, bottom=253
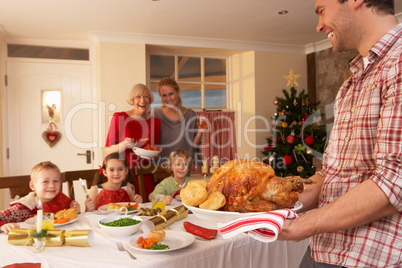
left=0, top=161, right=80, bottom=234
left=85, top=153, right=143, bottom=211
left=149, top=149, right=195, bottom=205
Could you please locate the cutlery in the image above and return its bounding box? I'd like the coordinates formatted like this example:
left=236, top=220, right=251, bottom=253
left=170, top=183, right=180, bottom=196
left=79, top=178, right=89, bottom=198
left=117, top=242, right=136, bottom=260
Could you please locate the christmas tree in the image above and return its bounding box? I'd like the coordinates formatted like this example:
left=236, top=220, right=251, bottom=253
left=262, top=71, right=327, bottom=178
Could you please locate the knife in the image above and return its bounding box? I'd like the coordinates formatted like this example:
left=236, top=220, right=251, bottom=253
left=79, top=178, right=89, bottom=198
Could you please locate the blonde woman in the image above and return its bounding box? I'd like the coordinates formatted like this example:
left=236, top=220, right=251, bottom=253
left=105, top=83, right=161, bottom=201
left=153, top=78, right=204, bottom=165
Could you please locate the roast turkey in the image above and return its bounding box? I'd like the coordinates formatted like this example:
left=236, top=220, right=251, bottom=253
left=206, top=159, right=304, bottom=212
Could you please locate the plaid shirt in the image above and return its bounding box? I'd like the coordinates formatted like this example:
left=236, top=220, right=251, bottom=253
left=313, top=23, right=402, bottom=268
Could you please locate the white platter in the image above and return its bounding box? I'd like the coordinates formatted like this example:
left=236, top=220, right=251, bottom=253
left=25, top=217, right=78, bottom=228
left=128, top=230, right=195, bottom=253
left=132, top=147, right=161, bottom=159
left=183, top=201, right=302, bottom=223
left=98, top=202, right=139, bottom=214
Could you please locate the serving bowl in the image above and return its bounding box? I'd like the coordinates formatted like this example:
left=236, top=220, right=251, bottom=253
left=99, top=215, right=143, bottom=237
left=132, top=147, right=161, bottom=159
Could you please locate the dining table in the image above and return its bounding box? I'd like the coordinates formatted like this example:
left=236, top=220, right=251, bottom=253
left=0, top=199, right=309, bottom=268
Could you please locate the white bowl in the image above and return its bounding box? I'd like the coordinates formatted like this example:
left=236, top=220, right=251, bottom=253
left=99, top=215, right=143, bottom=237
left=85, top=210, right=119, bottom=228
left=132, top=147, right=161, bottom=159
left=183, top=201, right=302, bottom=223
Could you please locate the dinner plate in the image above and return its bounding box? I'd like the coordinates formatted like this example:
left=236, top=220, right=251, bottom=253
left=182, top=201, right=303, bottom=223
left=98, top=202, right=139, bottom=214
left=132, top=147, right=161, bottom=159
left=25, top=217, right=78, bottom=227
left=128, top=230, right=195, bottom=253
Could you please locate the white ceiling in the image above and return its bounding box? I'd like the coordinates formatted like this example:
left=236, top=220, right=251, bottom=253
left=0, top=0, right=401, bottom=52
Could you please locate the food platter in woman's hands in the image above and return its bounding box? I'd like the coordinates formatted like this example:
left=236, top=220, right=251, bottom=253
left=182, top=201, right=303, bottom=223
left=132, top=144, right=162, bottom=159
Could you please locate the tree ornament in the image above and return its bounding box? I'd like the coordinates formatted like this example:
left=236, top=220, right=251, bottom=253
left=282, top=155, right=292, bottom=165
left=264, top=144, right=270, bottom=151
left=286, top=105, right=289, bottom=109
left=304, top=113, right=309, bottom=119
left=280, top=111, right=285, bottom=116
left=305, top=136, right=315, bottom=146
left=286, top=135, right=295, bottom=144
left=297, top=166, right=304, bottom=173
left=306, top=149, right=313, bottom=155
left=274, top=112, right=279, bottom=117
left=293, top=100, right=297, bottom=106
left=283, top=69, right=301, bottom=87
left=273, top=98, right=279, bottom=105
left=302, top=119, right=305, bottom=125
left=282, top=122, right=288, bottom=128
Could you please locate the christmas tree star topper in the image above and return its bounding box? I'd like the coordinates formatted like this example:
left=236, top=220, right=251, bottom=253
left=283, top=69, right=301, bottom=87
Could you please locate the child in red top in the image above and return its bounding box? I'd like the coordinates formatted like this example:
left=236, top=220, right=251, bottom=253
left=85, top=153, right=143, bottom=211
left=0, top=161, right=80, bottom=234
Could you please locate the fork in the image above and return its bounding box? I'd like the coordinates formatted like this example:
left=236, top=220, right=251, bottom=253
left=116, top=242, right=136, bottom=260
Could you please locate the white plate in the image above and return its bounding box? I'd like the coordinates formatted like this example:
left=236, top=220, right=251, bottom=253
left=128, top=230, right=195, bottom=252
left=183, top=201, right=303, bottom=223
left=132, top=147, right=161, bottom=159
left=98, top=202, right=140, bottom=214
left=25, top=217, right=78, bottom=227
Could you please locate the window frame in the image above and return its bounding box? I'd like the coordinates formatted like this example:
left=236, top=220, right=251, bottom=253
left=147, top=52, right=231, bottom=111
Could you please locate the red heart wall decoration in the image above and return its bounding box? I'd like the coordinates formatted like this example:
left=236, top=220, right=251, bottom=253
left=42, top=122, right=61, bottom=148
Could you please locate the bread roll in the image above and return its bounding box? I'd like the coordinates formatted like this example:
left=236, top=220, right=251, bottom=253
left=199, top=191, right=226, bottom=210
left=107, top=203, right=119, bottom=210
left=181, top=180, right=208, bottom=206
left=149, top=230, right=165, bottom=242
left=63, top=208, right=78, bottom=220
left=55, top=209, right=66, bottom=219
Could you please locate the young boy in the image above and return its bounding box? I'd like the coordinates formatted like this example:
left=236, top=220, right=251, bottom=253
left=0, top=161, right=80, bottom=234
left=149, top=149, right=196, bottom=205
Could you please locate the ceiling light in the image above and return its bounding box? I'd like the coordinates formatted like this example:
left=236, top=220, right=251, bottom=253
left=278, top=10, right=288, bottom=15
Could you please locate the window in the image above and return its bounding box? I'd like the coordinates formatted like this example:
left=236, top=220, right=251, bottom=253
left=149, top=54, right=228, bottom=109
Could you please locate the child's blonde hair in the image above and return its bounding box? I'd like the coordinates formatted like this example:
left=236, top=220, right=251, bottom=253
left=167, top=149, right=193, bottom=176
left=30, top=161, right=61, bottom=182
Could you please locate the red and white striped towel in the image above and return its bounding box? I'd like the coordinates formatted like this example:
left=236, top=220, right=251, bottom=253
left=217, top=209, right=298, bottom=243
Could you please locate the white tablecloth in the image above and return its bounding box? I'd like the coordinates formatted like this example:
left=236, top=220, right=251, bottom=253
left=0, top=200, right=309, bottom=268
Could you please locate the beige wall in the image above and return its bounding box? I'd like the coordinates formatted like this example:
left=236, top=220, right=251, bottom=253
left=96, top=42, right=147, bottom=159
left=232, top=51, right=257, bottom=160
left=232, top=50, right=307, bottom=160
left=254, top=51, right=307, bottom=160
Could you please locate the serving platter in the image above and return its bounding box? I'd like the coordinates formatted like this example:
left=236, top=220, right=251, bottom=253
left=25, top=217, right=78, bottom=227
left=183, top=201, right=302, bottom=223
left=128, top=230, right=195, bottom=252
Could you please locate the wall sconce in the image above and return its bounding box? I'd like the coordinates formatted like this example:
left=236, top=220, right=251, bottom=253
left=42, top=90, right=61, bottom=123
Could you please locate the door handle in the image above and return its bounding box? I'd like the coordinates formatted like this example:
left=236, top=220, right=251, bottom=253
left=77, top=150, right=91, bottom=164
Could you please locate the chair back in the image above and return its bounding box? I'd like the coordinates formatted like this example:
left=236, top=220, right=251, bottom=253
left=0, top=169, right=98, bottom=202
left=135, top=164, right=171, bottom=201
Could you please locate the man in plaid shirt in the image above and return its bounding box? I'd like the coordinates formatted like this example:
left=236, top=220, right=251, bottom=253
left=278, top=0, right=402, bottom=267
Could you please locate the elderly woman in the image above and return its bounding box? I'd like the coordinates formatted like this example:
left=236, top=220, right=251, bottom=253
left=152, top=77, right=203, bottom=166
left=105, top=83, right=161, bottom=201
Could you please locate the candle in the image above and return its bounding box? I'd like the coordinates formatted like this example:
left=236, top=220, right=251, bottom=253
left=36, top=199, right=43, bottom=233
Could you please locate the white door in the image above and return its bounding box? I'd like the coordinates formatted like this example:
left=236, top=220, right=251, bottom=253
left=5, top=60, right=96, bottom=176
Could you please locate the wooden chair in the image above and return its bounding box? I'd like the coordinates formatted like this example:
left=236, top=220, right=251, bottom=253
left=135, top=164, right=171, bottom=201
left=0, top=175, right=32, bottom=200
left=0, top=169, right=98, bottom=201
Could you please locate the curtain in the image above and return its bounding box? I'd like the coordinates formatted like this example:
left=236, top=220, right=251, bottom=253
left=193, top=111, right=238, bottom=173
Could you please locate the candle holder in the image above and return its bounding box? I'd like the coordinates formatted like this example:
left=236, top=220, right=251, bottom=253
left=32, top=238, right=46, bottom=252
left=31, top=229, right=47, bottom=253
